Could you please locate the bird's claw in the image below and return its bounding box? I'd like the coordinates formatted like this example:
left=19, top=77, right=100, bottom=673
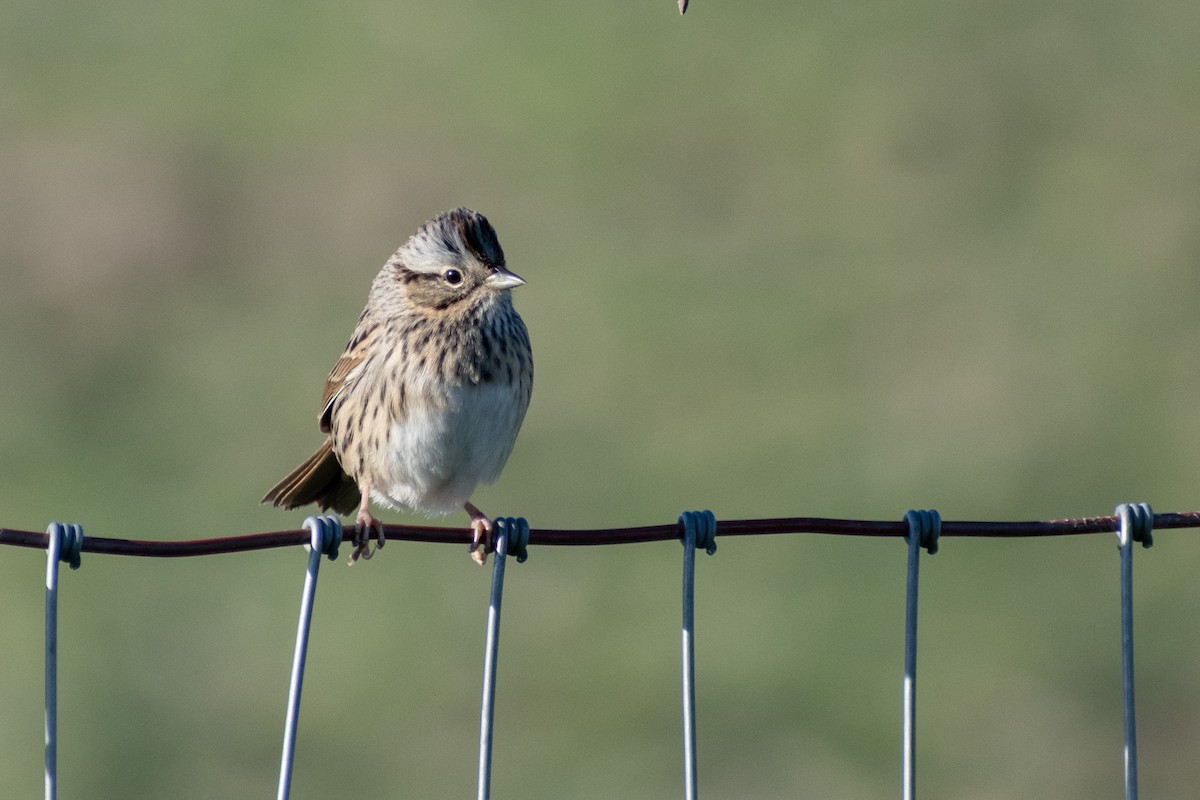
left=350, top=513, right=385, bottom=564
left=468, top=516, right=493, bottom=566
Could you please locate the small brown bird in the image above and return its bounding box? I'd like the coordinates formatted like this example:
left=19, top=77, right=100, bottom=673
left=263, top=208, right=533, bottom=564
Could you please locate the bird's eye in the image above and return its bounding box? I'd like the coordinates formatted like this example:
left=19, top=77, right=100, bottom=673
left=443, top=268, right=463, bottom=285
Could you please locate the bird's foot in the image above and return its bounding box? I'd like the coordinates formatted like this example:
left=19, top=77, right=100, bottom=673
left=350, top=510, right=386, bottom=564
left=465, top=503, right=492, bottom=566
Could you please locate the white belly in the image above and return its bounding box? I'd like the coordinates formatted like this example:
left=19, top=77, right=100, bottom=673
left=371, top=381, right=526, bottom=515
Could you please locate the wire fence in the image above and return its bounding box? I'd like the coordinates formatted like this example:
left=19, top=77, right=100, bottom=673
left=7, top=505, right=1196, bottom=800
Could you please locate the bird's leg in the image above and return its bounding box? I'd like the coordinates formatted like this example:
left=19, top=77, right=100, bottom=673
left=465, top=501, right=492, bottom=566
left=349, top=483, right=385, bottom=564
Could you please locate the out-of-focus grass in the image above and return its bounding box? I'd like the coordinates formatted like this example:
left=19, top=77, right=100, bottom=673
left=2, top=0, right=1200, bottom=797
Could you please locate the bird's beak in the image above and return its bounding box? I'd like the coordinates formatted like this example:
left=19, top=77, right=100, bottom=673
left=485, top=267, right=525, bottom=290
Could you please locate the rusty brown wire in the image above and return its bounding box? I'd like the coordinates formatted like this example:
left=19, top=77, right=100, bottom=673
left=2, top=511, right=1199, bottom=558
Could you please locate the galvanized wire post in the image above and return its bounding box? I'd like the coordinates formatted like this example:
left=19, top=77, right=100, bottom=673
left=277, top=515, right=342, bottom=800
left=477, top=517, right=529, bottom=800
left=44, top=522, right=82, bottom=800
left=901, top=509, right=939, bottom=800
left=1115, top=503, right=1153, bottom=800
left=679, top=510, right=717, bottom=800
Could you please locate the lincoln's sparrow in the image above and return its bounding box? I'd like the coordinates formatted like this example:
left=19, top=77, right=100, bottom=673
left=263, top=208, right=533, bottom=564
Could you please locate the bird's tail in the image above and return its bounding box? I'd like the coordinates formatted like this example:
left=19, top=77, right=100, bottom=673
left=262, top=438, right=360, bottom=516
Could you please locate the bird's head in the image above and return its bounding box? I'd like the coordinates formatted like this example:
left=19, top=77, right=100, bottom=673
left=384, top=208, right=524, bottom=313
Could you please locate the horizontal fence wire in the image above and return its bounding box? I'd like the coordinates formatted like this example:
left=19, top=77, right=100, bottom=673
left=3, top=512, right=1200, bottom=556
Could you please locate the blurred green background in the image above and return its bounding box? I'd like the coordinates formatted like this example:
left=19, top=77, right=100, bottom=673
left=3, top=0, right=1200, bottom=797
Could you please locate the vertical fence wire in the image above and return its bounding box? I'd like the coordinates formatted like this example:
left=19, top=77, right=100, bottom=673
left=276, top=516, right=342, bottom=800
left=477, top=517, right=529, bottom=800
left=44, top=526, right=62, bottom=800
left=1115, top=503, right=1153, bottom=800
left=901, top=510, right=939, bottom=800
left=902, top=529, right=918, bottom=800
left=43, top=522, right=82, bottom=800
left=679, top=510, right=716, bottom=800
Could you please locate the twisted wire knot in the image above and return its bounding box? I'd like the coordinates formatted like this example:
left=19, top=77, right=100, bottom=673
left=1116, top=502, right=1154, bottom=549
left=47, top=522, right=84, bottom=570
left=903, top=509, right=941, bottom=555
left=303, top=515, right=343, bottom=560
left=495, top=517, right=530, bottom=563
left=679, top=510, right=717, bottom=555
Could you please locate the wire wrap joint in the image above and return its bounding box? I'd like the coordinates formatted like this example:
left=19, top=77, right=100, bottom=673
left=904, top=509, right=941, bottom=555
left=679, top=510, right=717, bottom=556
left=303, top=515, right=343, bottom=561
left=47, top=522, right=84, bottom=570
left=494, top=517, right=530, bottom=563
left=1116, top=503, right=1154, bottom=550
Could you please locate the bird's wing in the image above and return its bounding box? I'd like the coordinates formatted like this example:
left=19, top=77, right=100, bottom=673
left=318, top=323, right=375, bottom=433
